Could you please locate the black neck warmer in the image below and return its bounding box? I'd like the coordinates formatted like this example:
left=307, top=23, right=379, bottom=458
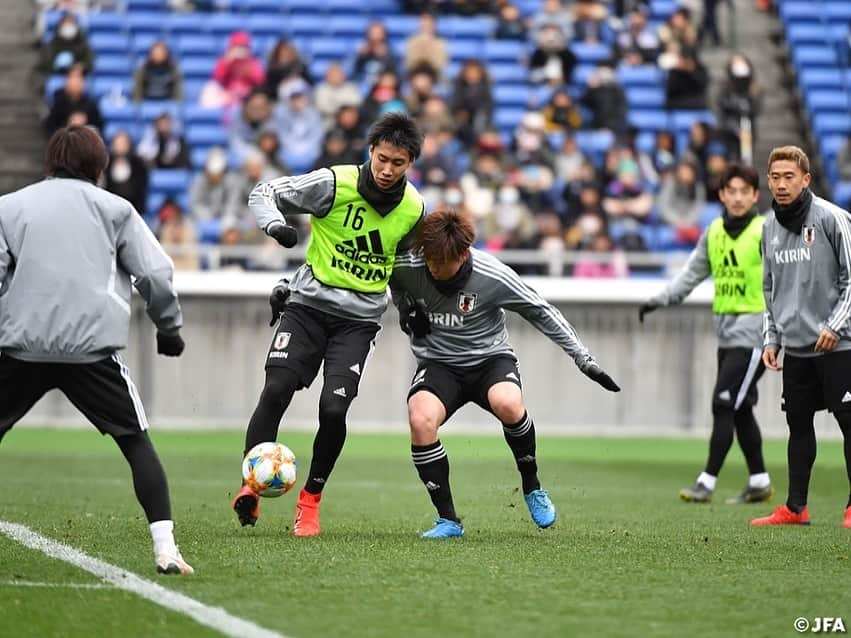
left=722, top=206, right=758, bottom=239
left=357, top=161, right=406, bottom=216
left=772, top=188, right=812, bottom=235
left=427, top=254, right=474, bottom=295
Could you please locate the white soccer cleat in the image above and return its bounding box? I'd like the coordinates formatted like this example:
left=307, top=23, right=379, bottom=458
left=156, top=547, right=194, bottom=575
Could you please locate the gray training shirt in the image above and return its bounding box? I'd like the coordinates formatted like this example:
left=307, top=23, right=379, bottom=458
left=390, top=248, right=594, bottom=369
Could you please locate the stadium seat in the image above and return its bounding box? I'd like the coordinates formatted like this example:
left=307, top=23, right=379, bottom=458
left=698, top=203, right=722, bottom=230
left=813, top=113, right=851, bottom=136
left=448, top=39, right=483, bottom=63
left=99, top=101, right=139, bottom=128
left=792, top=46, right=838, bottom=70
left=285, top=14, right=329, bottom=38
left=309, top=37, right=353, bottom=61
left=825, top=4, right=851, bottom=20
left=382, top=15, right=420, bottom=39
left=484, top=40, right=527, bottom=63
left=86, top=13, right=128, bottom=36
left=231, top=0, right=286, bottom=12
left=93, top=55, right=133, bottom=78
left=571, top=42, right=612, bottom=64
left=626, top=87, right=665, bottom=108
left=183, top=79, right=208, bottom=103
left=90, top=33, right=132, bottom=55
left=150, top=169, right=193, bottom=195
left=281, top=0, right=325, bottom=14
left=246, top=14, right=288, bottom=39
left=184, top=105, right=226, bottom=127
left=834, top=182, right=851, bottom=208
left=91, top=77, right=134, bottom=102
left=806, top=91, right=851, bottom=115
left=163, top=13, right=205, bottom=37
left=438, top=16, right=495, bottom=40
left=176, top=35, right=221, bottom=58
left=628, top=110, right=670, bottom=132
left=207, top=12, right=248, bottom=37
left=487, top=63, right=529, bottom=84
left=186, top=124, right=228, bottom=149
left=44, top=75, right=65, bottom=106
left=494, top=85, right=532, bottom=109
left=181, top=57, right=216, bottom=80
left=617, top=65, right=663, bottom=88
left=198, top=219, right=224, bottom=244
left=574, top=130, right=615, bottom=157
left=127, top=0, right=169, bottom=11
left=514, top=0, right=542, bottom=17
left=798, top=68, right=843, bottom=91
left=104, top=122, right=141, bottom=144
left=650, top=0, right=679, bottom=19
left=779, top=1, right=818, bottom=23
left=494, top=107, right=525, bottom=133
left=139, top=100, right=182, bottom=124
left=328, top=15, right=371, bottom=38
left=670, top=110, right=715, bottom=132
left=127, top=13, right=166, bottom=38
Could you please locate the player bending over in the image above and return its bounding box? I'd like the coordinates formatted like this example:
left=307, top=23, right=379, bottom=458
left=390, top=208, right=620, bottom=538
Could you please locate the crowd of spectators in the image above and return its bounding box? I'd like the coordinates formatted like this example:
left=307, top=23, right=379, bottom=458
left=33, top=0, right=787, bottom=276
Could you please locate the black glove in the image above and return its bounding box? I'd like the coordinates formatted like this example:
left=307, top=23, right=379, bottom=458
left=398, top=295, right=430, bottom=338
left=156, top=331, right=185, bottom=357
left=638, top=302, right=659, bottom=323
left=268, top=279, right=290, bottom=326
left=267, top=222, right=298, bottom=248
left=581, top=361, right=620, bottom=392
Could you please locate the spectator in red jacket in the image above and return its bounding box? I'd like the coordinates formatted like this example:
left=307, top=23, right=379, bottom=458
left=211, top=31, right=265, bottom=106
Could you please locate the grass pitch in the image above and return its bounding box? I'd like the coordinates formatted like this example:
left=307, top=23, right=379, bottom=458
left=1, top=429, right=849, bottom=638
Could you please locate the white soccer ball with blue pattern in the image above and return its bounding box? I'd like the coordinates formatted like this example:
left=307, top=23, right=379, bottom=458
left=242, top=442, right=297, bottom=497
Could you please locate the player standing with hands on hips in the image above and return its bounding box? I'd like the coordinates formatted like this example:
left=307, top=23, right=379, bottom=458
left=0, top=126, right=192, bottom=574
left=752, top=146, right=851, bottom=527
left=234, top=112, right=425, bottom=537
left=639, top=164, right=774, bottom=505
left=390, top=209, right=620, bottom=538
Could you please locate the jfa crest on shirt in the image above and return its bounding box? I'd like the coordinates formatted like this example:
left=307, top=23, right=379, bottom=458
left=802, top=225, right=816, bottom=246
left=274, top=332, right=291, bottom=350
left=457, top=291, right=477, bottom=314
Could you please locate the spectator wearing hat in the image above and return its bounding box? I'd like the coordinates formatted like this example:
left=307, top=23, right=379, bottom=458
left=137, top=112, right=191, bottom=169
left=189, top=147, right=232, bottom=233
left=155, top=199, right=199, bottom=271
left=210, top=31, right=265, bottom=107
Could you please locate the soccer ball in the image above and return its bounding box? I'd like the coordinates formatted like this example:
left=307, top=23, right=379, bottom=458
left=242, top=442, right=297, bottom=497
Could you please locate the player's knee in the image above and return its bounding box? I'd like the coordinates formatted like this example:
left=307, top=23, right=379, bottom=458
left=408, top=406, right=440, bottom=440
left=489, top=396, right=525, bottom=424
left=785, top=409, right=815, bottom=432
left=260, top=368, right=300, bottom=408
left=318, top=390, right=352, bottom=427
left=711, top=402, right=735, bottom=418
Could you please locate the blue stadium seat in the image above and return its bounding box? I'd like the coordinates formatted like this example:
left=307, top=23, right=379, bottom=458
left=798, top=68, right=843, bottom=91
left=820, top=134, right=847, bottom=164
left=285, top=14, right=328, bottom=38
left=183, top=79, right=207, bottom=103
left=183, top=105, right=226, bottom=126
left=150, top=168, right=192, bottom=194
left=131, top=33, right=170, bottom=57
left=617, top=64, right=663, bottom=88
left=162, top=13, right=205, bottom=37
left=514, top=0, right=542, bottom=17
left=309, top=58, right=332, bottom=80
left=834, top=182, right=851, bottom=208
left=325, top=0, right=372, bottom=13
left=91, top=77, right=133, bottom=102
left=126, top=13, right=166, bottom=37
left=246, top=14, right=287, bottom=39
left=281, top=0, right=325, bottom=14
left=309, top=38, right=352, bottom=61
left=127, top=0, right=169, bottom=11
left=792, top=46, right=838, bottom=70
left=90, top=33, right=132, bottom=55
left=93, top=55, right=134, bottom=78
left=806, top=91, right=851, bottom=115
left=198, top=219, right=224, bottom=244
left=571, top=43, right=612, bottom=64
left=486, top=63, right=529, bottom=84
left=574, top=129, right=615, bottom=156
left=328, top=15, right=371, bottom=38
left=825, top=4, right=851, bottom=20
left=139, top=100, right=182, bottom=124
left=44, top=75, right=65, bottom=106
left=698, top=203, right=722, bottom=230
left=494, top=107, right=525, bottom=133
left=448, top=40, right=482, bottom=62
left=234, top=0, right=285, bottom=12
left=186, top=124, right=228, bottom=149
left=650, top=0, right=679, bottom=19
left=626, top=87, right=665, bottom=108
left=207, top=13, right=248, bottom=37
left=571, top=64, right=596, bottom=87
left=484, top=40, right=527, bottom=63
left=99, top=101, right=139, bottom=127
left=181, top=57, right=216, bottom=80
left=382, top=15, right=420, bottom=39
left=86, top=13, right=128, bottom=36
left=779, top=1, right=818, bottom=23
left=670, top=110, right=715, bottom=131
left=176, top=35, right=221, bottom=57
left=813, top=114, right=851, bottom=136
left=438, top=16, right=495, bottom=40
left=628, top=110, right=669, bottom=131
left=493, top=85, right=532, bottom=108
left=104, top=122, right=141, bottom=144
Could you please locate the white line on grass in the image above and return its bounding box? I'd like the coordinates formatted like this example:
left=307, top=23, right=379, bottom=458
left=0, top=521, right=289, bottom=638
left=0, top=579, right=112, bottom=589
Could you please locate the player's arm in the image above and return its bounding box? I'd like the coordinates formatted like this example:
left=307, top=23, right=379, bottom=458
left=761, top=227, right=781, bottom=368
left=497, top=268, right=619, bottom=391
left=116, top=203, right=183, bottom=337
left=640, top=230, right=710, bottom=321
left=389, top=267, right=429, bottom=337
left=824, top=208, right=851, bottom=340
left=248, top=168, right=336, bottom=246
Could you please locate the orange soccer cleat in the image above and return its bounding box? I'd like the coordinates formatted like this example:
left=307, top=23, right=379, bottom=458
left=232, top=485, right=260, bottom=527
left=751, top=504, right=811, bottom=526
left=842, top=506, right=851, bottom=529
left=292, top=488, right=322, bottom=537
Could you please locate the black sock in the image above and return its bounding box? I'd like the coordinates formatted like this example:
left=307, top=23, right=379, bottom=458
left=786, top=409, right=817, bottom=513
left=411, top=440, right=458, bottom=522
left=114, top=432, right=171, bottom=523
left=244, top=367, right=300, bottom=455
left=705, top=405, right=735, bottom=476
left=734, top=407, right=766, bottom=475
left=304, top=377, right=353, bottom=495
left=835, top=412, right=851, bottom=509
left=502, top=412, right=540, bottom=495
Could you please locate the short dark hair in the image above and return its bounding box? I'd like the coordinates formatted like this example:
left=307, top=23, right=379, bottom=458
left=45, top=125, right=108, bottom=183
left=720, top=163, right=759, bottom=191
left=413, top=208, right=476, bottom=262
left=366, top=112, right=423, bottom=161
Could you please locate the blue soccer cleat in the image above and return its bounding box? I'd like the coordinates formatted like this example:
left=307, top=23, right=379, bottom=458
left=420, top=517, right=464, bottom=539
left=524, top=489, right=557, bottom=528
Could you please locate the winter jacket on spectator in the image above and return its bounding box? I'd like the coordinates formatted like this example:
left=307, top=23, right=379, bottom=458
left=212, top=31, right=265, bottom=104
left=133, top=41, right=182, bottom=101
left=39, top=15, right=93, bottom=74
left=45, top=71, right=103, bottom=135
